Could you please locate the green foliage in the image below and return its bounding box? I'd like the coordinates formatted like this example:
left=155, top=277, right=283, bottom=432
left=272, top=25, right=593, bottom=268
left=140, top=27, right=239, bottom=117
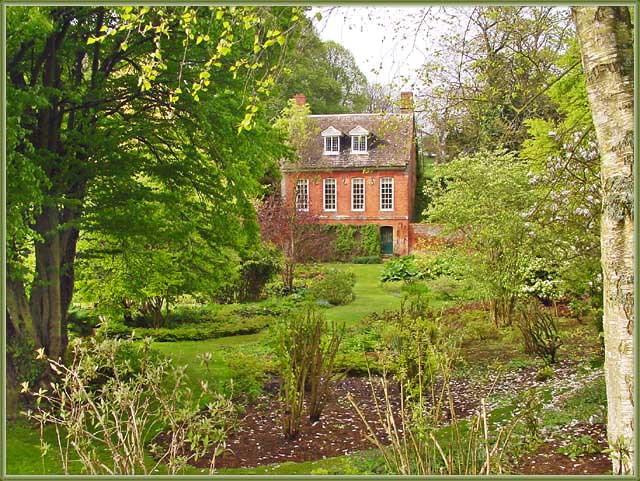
left=320, top=224, right=382, bottom=261
left=557, top=435, right=602, bottom=460
left=224, top=352, right=269, bottom=405
left=67, top=308, right=100, bottom=338
left=426, top=150, right=537, bottom=326
left=22, top=337, right=235, bottom=475
left=380, top=255, right=421, bottom=283
left=534, top=365, right=555, bottom=382
left=272, top=304, right=344, bottom=438
left=309, top=268, right=356, bottom=305
left=215, top=244, right=282, bottom=303
left=414, top=252, right=461, bottom=280
left=7, top=5, right=302, bottom=364
left=7, top=335, right=42, bottom=387
left=352, top=256, right=382, bottom=264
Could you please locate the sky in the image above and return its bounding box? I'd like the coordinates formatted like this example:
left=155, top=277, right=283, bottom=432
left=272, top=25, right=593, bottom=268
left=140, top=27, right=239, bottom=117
left=311, top=6, right=459, bottom=89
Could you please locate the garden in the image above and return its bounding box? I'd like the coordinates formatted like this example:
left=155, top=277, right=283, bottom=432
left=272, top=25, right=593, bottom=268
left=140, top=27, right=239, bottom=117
left=6, top=5, right=633, bottom=477
left=9, top=255, right=609, bottom=475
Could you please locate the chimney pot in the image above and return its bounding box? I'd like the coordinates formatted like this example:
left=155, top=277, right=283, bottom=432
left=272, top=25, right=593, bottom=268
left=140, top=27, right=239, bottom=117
left=400, top=91, right=414, bottom=113
left=293, top=93, right=307, bottom=107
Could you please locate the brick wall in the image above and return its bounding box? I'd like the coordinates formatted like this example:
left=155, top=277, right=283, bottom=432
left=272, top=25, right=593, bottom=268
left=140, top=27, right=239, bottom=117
left=408, top=223, right=463, bottom=253
left=283, top=170, right=412, bottom=255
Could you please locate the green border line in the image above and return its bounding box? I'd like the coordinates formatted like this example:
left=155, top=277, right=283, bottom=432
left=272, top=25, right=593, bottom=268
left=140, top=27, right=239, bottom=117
left=0, top=2, right=638, bottom=480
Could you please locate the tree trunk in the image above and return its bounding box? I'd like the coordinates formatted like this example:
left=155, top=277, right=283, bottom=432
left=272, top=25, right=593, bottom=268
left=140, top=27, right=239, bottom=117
left=29, top=204, right=80, bottom=361
left=572, top=6, right=634, bottom=474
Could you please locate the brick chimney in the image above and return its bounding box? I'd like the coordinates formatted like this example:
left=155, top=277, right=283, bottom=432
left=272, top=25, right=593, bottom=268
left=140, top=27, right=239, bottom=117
left=293, top=93, right=307, bottom=106
left=400, top=91, right=414, bottom=113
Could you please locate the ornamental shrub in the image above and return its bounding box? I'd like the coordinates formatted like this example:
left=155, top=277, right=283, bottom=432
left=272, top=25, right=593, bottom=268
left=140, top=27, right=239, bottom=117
left=309, top=268, right=356, bottom=305
left=380, top=255, right=421, bottom=282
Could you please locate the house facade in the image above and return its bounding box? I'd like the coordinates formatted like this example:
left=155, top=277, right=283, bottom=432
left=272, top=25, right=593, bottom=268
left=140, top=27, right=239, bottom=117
left=281, top=93, right=416, bottom=255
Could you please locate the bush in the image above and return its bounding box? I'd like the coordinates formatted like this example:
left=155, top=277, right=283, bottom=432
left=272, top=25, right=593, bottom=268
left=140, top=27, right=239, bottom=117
left=414, top=252, right=460, bottom=280
left=352, top=255, right=382, bottom=264
left=534, top=365, right=555, bottom=381
left=517, top=302, right=562, bottom=365
left=272, top=305, right=344, bottom=438
left=23, top=337, right=235, bottom=475
left=380, top=255, right=421, bottom=283
left=309, top=268, right=356, bottom=305
left=225, top=352, right=269, bottom=405
left=67, top=307, right=100, bottom=337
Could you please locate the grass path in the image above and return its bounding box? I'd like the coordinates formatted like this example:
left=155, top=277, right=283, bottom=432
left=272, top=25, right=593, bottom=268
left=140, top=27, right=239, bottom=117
left=323, top=263, right=402, bottom=326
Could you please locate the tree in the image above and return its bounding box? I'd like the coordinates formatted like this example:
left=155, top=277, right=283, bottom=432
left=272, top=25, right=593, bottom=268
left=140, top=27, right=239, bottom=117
left=426, top=150, right=539, bottom=326
left=572, top=6, right=634, bottom=474
left=420, top=7, right=573, bottom=161
left=256, top=196, right=331, bottom=292
left=6, top=6, right=299, bottom=397
left=268, top=18, right=370, bottom=114
left=520, top=39, right=601, bottom=302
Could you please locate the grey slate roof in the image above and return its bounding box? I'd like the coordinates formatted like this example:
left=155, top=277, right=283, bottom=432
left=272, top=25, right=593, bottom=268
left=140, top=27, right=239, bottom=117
left=282, top=113, right=414, bottom=171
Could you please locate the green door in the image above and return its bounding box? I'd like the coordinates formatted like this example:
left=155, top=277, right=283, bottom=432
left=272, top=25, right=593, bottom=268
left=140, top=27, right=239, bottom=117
left=380, top=226, right=394, bottom=254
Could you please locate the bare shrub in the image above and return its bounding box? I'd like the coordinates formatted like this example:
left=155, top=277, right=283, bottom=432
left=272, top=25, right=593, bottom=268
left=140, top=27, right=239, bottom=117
left=22, top=337, right=235, bottom=475
left=517, top=302, right=562, bottom=365
left=273, top=304, right=344, bottom=438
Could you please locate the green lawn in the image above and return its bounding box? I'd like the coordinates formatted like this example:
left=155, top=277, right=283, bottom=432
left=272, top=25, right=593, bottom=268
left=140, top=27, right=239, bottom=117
left=5, top=263, right=465, bottom=476
left=323, top=263, right=403, bottom=326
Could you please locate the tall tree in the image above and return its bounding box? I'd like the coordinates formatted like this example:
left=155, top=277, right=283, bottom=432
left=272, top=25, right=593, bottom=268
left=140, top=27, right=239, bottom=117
left=6, top=6, right=299, bottom=397
left=572, top=6, right=634, bottom=474
left=420, top=7, right=572, bottom=161
left=268, top=18, right=369, bottom=114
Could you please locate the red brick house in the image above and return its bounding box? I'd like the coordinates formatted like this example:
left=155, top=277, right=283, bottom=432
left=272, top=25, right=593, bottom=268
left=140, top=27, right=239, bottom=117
left=280, top=93, right=417, bottom=255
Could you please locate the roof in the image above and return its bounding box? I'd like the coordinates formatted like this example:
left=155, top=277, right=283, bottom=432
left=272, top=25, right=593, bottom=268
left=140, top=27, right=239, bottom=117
left=282, top=113, right=414, bottom=171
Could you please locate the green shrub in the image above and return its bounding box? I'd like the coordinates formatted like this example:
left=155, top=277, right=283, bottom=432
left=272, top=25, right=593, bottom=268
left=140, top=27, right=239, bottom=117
left=309, top=268, right=356, bottom=305
left=380, top=255, right=421, bottom=282
left=99, top=315, right=272, bottom=342
left=67, top=307, right=100, bottom=337
left=225, top=352, right=269, bottom=405
left=414, top=253, right=460, bottom=280
left=534, top=365, right=555, bottom=381
left=334, top=352, right=383, bottom=376
left=352, top=255, right=382, bottom=264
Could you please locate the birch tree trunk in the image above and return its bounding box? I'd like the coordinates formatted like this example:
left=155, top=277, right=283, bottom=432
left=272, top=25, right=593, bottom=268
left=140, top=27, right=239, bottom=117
left=572, top=6, right=634, bottom=474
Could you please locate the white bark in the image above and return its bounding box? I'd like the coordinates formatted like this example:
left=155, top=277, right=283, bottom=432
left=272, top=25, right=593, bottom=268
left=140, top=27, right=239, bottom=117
left=572, top=6, right=634, bottom=475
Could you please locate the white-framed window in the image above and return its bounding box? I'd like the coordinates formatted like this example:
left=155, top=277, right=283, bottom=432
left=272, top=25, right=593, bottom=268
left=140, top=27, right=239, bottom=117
left=351, top=178, right=365, bottom=211
left=324, top=136, right=340, bottom=154
left=295, top=179, right=309, bottom=211
left=351, top=135, right=367, bottom=153
left=380, top=177, right=394, bottom=211
left=323, top=178, right=337, bottom=211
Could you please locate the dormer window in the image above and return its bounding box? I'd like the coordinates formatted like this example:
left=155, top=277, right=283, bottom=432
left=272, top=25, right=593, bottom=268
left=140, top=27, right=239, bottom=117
left=324, top=136, right=340, bottom=154
left=349, top=125, right=369, bottom=154
left=321, top=126, right=342, bottom=155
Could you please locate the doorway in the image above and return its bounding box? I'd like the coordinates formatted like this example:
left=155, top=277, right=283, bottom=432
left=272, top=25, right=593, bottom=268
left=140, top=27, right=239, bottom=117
left=380, top=226, right=394, bottom=255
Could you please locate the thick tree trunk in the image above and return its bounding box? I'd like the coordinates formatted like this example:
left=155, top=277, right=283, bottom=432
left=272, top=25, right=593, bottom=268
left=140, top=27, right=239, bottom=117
left=572, top=6, right=634, bottom=474
left=29, top=204, right=80, bottom=360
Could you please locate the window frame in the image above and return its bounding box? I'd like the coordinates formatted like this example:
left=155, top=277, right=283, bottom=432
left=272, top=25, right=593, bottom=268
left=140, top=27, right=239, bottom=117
left=351, top=178, right=365, bottom=211
left=323, top=178, right=337, bottom=211
left=295, top=178, right=309, bottom=211
left=323, top=136, right=340, bottom=155
left=351, top=135, right=367, bottom=153
left=380, top=177, right=394, bottom=211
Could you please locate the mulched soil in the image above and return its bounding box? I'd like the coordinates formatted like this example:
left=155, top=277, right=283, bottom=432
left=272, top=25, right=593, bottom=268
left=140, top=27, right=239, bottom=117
left=195, top=358, right=608, bottom=474
left=210, top=376, right=400, bottom=469
left=515, top=422, right=610, bottom=475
